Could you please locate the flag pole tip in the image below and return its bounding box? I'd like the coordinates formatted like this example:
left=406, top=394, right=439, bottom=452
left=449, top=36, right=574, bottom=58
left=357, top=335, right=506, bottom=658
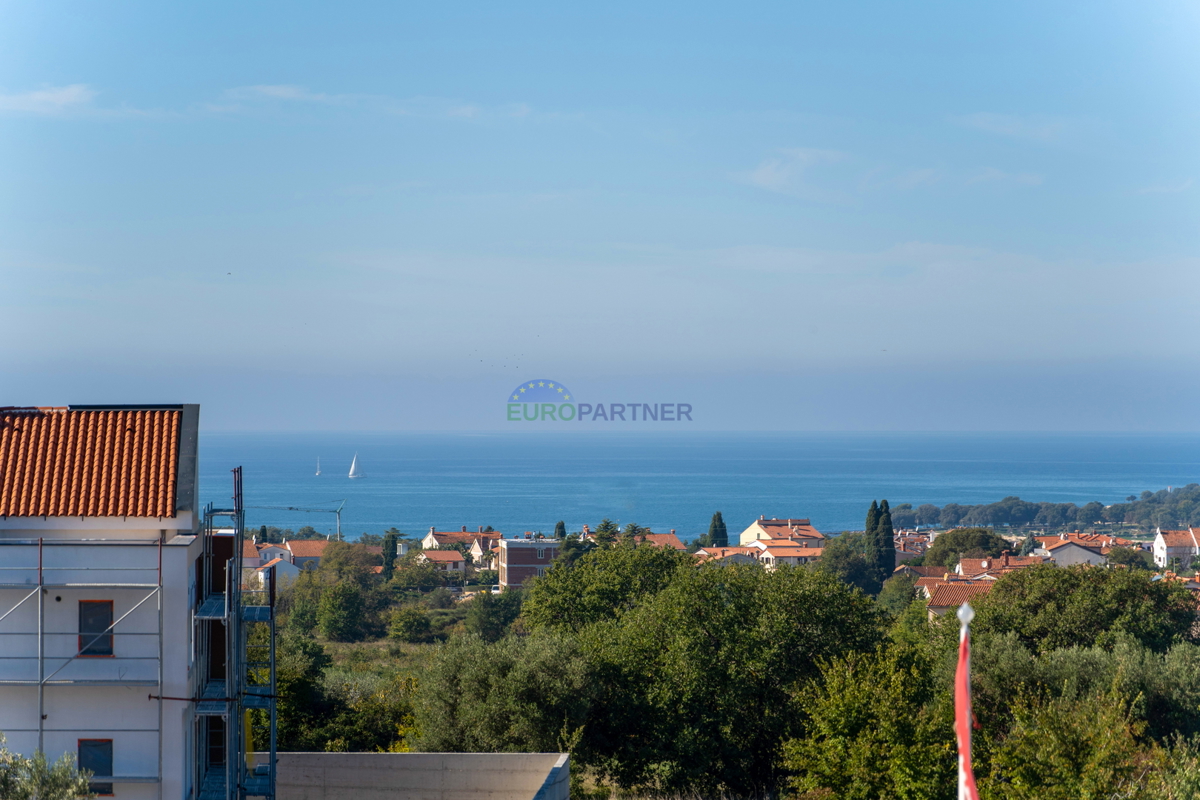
left=957, top=602, right=975, bottom=625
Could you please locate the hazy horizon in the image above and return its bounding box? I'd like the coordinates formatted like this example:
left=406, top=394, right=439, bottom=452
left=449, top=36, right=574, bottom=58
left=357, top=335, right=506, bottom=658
left=4, top=1, right=1197, bottom=431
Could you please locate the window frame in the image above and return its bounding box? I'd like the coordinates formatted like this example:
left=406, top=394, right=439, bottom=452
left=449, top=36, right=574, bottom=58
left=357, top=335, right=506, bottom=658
left=78, top=600, right=114, bottom=658
left=78, top=738, right=114, bottom=796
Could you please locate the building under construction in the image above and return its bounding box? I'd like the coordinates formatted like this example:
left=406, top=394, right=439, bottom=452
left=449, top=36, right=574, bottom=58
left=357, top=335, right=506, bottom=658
left=0, top=404, right=276, bottom=800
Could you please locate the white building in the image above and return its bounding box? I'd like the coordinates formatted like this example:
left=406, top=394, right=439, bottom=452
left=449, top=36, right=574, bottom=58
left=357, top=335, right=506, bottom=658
left=0, top=405, right=271, bottom=800
left=1153, top=528, right=1200, bottom=569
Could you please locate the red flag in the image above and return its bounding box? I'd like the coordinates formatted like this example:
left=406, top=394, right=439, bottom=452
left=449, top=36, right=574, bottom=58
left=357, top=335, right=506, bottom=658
left=955, top=603, right=980, bottom=800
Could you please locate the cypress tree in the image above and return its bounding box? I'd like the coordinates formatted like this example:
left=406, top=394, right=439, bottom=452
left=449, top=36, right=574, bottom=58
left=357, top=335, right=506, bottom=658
left=381, top=531, right=398, bottom=582
left=554, top=520, right=567, bottom=539
left=865, top=500, right=881, bottom=538
left=877, top=499, right=896, bottom=582
left=709, top=511, right=728, bottom=547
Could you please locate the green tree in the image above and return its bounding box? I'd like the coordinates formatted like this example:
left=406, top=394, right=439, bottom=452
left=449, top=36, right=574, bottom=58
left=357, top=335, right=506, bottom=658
left=464, top=589, right=523, bottom=642
left=922, top=527, right=1008, bottom=568
left=317, top=582, right=365, bottom=641
left=593, top=518, right=619, bottom=546
left=1106, top=546, right=1152, bottom=570
left=580, top=564, right=882, bottom=795
left=877, top=499, right=896, bottom=583
left=388, top=606, right=432, bottom=643
left=1018, top=531, right=1037, bottom=556
left=381, top=530, right=399, bottom=582
left=973, top=565, right=1198, bottom=653
left=865, top=499, right=881, bottom=538
left=708, top=511, right=728, bottom=547
left=390, top=552, right=442, bottom=592
left=877, top=573, right=917, bottom=616
left=415, top=633, right=592, bottom=754
left=818, top=532, right=882, bottom=595
left=474, top=568, right=499, bottom=587
left=0, top=735, right=94, bottom=800
left=523, top=542, right=693, bottom=633
left=553, top=520, right=566, bottom=539
left=283, top=568, right=322, bottom=632
left=784, top=647, right=954, bottom=800
left=982, top=690, right=1146, bottom=800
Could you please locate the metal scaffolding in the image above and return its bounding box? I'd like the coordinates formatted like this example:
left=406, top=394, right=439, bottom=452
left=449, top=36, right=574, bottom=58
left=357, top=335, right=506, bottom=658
left=196, top=466, right=277, bottom=800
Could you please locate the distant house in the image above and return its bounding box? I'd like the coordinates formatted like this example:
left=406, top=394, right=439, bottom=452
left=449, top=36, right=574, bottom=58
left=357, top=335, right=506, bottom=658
left=496, top=538, right=560, bottom=587
left=469, top=535, right=503, bottom=565
left=422, top=526, right=503, bottom=551
left=1153, top=529, right=1200, bottom=570
left=287, top=539, right=329, bottom=569
left=754, top=543, right=824, bottom=569
left=739, top=517, right=824, bottom=546
left=243, top=539, right=263, bottom=568
left=926, top=582, right=993, bottom=618
left=695, top=546, right=760, bottom=565
left=418, top=549, right=467, bottom=574
left=957, top=554, right=1049, bottom=578
left=256, top=557, right=301, bottom=584
left=1034, top=532, right=1141, bottom=551
left=634, top=531, right=687, bottom=551
left=1036, top=539, right=1106, bottom=567
left=258, top=543, right=291, bottom=564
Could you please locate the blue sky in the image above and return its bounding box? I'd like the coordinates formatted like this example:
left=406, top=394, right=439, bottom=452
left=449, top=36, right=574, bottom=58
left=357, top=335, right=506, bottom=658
left=2, top=1, right=1198, bottom=430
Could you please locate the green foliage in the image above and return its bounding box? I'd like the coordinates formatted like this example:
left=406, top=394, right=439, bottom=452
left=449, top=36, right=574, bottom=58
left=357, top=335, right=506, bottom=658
left=381, top=531, right=399, bottom=581
left=592, top=518, right=619, bottom=545
left=699, top=511, right=728, bottom=548
left=318, top=582, right=365, bottom=641
left=423, top=587, right=455, bottom=610
left=523, top=542, right=693, bottom=633
left=390, top=552, right=443, bottom=592
left=0, top=736, right=94, bottom=800
left=320, top=541, right=381, bottom=586
left=784, top=648, right=955, bottom=800
left=922, top=527, right=1008, bottom=568
left=981, top=690, right=1147, bottom=800
left=415, top=633, right=592, bottom=754
left=1107, top=546, right=1152, bottom=570
left=554, top=520, right=566, bottom=539
left=877, top=573, right=917, bottom=616
left=474, top=569, right=499, bottom=587
left=555, top=534, right=595, bottom=567
left=284, top=568, right=322, bottom=633
left=388, top=606, right=432, bottom=643
left=464, top=589, right=523, bottom=643
left=579, top=565, right=882, bottom=795
left=818, top=532, right=882, bottom=595
left=875, top=499, right=896, bottom=585
left=972, top=565, right=1198, bottom=653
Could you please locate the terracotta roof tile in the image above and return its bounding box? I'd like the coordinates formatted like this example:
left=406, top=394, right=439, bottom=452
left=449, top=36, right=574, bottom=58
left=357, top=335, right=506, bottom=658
left=242, top=540, right=260, bottom=558
left=287, top=540, right=329, bottom=557
left=421, top=550, right=465, bottom=562
left=927, top=582, right=993, bottom=608
left=636, top=533, right=687, bottom=550
left=1158, top=530, right=1199, bottom=548
left=0, top=407, right=181, bottom=518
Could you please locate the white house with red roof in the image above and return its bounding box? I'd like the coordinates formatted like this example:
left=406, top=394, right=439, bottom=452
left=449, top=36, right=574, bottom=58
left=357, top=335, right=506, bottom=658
left=418, top=549, right=467, bottom=574
left=1153, top=528, right=1200, bottom=570
left=738, top=516, right=824, bottom=546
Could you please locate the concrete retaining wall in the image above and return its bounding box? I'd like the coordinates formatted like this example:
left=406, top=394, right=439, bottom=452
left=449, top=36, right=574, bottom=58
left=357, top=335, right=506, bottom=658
left=276, top=752, right=570, bottom=800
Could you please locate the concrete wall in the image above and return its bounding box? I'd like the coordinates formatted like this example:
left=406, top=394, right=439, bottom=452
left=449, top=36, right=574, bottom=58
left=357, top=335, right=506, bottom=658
left=276, top=752, right=570, bottom=800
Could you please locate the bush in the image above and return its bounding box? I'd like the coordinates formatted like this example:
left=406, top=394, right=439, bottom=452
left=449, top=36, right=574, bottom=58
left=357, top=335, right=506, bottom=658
left=424, top=587, right=455, bottom=610
left=388, top=606, right=432, bottom=643
left=923, top=528, right=1008, bottom=568
left=317, top=582, right=365, bottom=642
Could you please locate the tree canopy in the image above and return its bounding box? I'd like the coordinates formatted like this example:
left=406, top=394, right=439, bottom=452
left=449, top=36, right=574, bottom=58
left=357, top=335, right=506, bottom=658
left=921, top=527, right=1008, bottom=568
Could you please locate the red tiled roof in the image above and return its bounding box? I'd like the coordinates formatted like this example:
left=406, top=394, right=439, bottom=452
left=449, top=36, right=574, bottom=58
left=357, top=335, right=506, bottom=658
left=1035, top=532, right=1138, bottom=549
left=287, top=540, right=329, bottom=557
left=257, top=557, right=286, bottom=570
left=421, top=550, right=464, bottom=563
left=927, top=582, right=993, bottom=608
left=242, top=540, right=260, bottom=558
left=1158, top=530, right=1199, bottom=548
left=637, top=533, right=687, bottom=550
left=959, top=555, right=1047, bottom=575
left=0, top=407, right=181, bottom=518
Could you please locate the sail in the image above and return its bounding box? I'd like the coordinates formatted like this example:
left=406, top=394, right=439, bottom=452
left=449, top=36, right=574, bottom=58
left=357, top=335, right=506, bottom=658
left=316, top=457, right=321, bottom=476
left=348, top=453, right=361, bottom=479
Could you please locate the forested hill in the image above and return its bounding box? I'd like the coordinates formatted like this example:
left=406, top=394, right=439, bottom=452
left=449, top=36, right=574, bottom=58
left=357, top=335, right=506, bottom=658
left=890, top=484, right=1200, bottom=531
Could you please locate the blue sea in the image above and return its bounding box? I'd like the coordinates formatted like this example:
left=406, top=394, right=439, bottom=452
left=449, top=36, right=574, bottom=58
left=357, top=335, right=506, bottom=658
left=197, top=432, right=1200, bottom=542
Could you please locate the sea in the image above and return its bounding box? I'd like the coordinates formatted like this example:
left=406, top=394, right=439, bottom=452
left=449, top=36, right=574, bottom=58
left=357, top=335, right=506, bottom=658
left=197, top=432, right=1200, bottom=543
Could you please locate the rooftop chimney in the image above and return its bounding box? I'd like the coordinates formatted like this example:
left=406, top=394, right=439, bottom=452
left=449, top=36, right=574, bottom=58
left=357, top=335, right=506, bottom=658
left=478, top=526, right=484, bottom=533
left=430, top=526, right=435, bottom=535
left=462, top=525, right=468, bottom=532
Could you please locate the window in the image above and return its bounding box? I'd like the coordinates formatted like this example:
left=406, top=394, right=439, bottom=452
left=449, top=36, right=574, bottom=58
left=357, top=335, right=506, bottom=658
left=536, top=566, right=546, bottom=577
left=78, top=739, right=113, bottom=795
left=536, top=549, right=545, bottom=559
left=79, top=601, right=113, bottom=657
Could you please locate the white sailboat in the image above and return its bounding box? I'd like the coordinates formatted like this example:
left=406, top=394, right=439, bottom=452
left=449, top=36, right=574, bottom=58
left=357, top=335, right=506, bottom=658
left=315, top=457, right=321, bottom=476
left=348, top=453, right=362, bottom=479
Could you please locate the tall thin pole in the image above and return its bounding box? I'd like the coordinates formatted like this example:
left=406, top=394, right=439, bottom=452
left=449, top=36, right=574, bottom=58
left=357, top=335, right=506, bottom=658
left=157, top=535, right=164, bottom=800
left=37, top=537, right=44, bottom=753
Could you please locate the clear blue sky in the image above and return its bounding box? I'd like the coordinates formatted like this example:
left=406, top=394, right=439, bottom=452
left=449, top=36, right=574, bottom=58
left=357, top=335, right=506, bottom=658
left=3, top=1, right=1198, bottom=430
